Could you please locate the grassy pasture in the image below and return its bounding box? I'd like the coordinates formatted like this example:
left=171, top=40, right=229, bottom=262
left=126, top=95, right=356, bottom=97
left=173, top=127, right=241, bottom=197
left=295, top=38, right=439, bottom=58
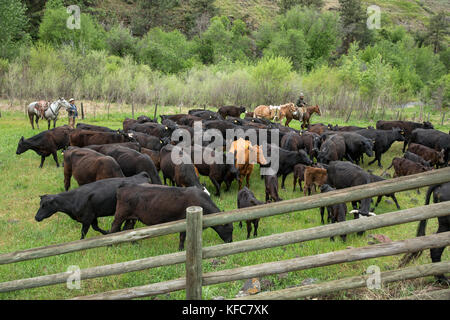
left=0, top=104, right=448, bottom=300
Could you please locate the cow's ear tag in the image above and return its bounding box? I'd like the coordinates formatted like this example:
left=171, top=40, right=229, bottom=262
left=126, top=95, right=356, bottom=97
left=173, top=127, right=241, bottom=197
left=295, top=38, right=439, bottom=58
left=165, top=126, right=168, bottom=130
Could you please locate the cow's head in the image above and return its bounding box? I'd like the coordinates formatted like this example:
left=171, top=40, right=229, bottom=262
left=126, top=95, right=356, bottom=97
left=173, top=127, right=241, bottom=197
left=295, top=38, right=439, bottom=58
left=16, top=136, right=28, bottom=155
left=392, top=127, right=405, bottom=141
left=35, top=195, right=59, bottom=222
left=298, top=149, right=313, bottom=166
left=423, top=121, right=434, bottom=129
left=239, top=106, right=246, bottom=114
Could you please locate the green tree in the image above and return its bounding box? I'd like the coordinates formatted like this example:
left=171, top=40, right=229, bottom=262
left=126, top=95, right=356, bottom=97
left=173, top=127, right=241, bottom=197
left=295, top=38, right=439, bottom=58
left=106, top=24, right=136, bottom=57
left=137, top=28, right=197, bottom=73
left=338, top=0, right=373, bottom=53
left=279, top=0, right=324, bottom=13
left=0, top=0, right=30, bottom=60
left=38, top=4, right=106, bottom=51
left=426, top=11, right=449, bottom=54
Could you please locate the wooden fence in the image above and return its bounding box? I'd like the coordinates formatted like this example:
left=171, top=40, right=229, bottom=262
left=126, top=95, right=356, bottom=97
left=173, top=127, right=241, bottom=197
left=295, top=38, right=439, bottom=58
left=0, top=168, right=449, bottom=300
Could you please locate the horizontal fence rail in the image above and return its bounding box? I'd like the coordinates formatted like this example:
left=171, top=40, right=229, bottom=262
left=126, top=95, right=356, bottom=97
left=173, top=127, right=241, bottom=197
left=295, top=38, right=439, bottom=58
left=70, top=231, right=450, bottom=300
left=1, top=201, right=449, bottom=293
left=233, top=261, right=450, bottom=300
left=1, top=168, right=449, bottom=266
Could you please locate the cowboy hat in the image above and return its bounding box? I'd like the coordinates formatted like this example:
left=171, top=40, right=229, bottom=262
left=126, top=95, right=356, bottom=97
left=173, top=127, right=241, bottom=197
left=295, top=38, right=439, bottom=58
left=69, top=98, right=75, bottom=102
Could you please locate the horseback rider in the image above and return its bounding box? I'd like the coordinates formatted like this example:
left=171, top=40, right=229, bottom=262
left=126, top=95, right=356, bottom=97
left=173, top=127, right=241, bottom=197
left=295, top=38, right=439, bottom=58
left=296, top=93, right=308, bottom=108
left=68, top=98, right=78, bottom=128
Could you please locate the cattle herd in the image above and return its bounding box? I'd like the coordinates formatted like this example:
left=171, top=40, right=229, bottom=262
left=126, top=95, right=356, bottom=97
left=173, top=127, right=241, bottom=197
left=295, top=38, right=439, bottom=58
left=14, top=105, right=450, bottom=283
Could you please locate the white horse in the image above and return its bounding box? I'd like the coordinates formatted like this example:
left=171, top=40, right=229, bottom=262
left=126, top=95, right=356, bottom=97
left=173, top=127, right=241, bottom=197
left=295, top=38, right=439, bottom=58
left=27, top=98, right=71, bottom=130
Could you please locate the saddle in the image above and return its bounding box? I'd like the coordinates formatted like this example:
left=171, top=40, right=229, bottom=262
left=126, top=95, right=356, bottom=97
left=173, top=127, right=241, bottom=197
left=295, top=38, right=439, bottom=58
left=35, top=101, right=49, bottom=119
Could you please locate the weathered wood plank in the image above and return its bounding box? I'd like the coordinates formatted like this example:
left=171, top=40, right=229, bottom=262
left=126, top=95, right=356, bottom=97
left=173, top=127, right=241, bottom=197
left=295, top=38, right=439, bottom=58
left=1, top=201, right=449, bottom=292
left=185, top=206, right=203, bottom=300
left=70, top=232, right=450, bottom=300
left=397, top=288, right=450, bottom=300
left=1, top=168, right=449, bottom=265
left=234, top=261, right=450, bottom=300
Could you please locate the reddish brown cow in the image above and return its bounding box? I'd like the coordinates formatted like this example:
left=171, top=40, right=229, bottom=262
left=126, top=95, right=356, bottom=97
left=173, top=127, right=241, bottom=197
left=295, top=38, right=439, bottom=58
left=63, top=147, right=124, bottom=191
left=304, top=167, right=328, bottom=196
left=292, top=163, right=307, bottom=192
left=407, top=143, right=445, bottom=168
left=387, top=157, right=431, bottom=178
left=264, top=174, right=283, bottom=202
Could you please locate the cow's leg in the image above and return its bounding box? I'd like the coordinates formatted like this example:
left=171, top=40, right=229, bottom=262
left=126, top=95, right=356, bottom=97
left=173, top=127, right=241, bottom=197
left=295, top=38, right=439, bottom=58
left=122, top=219, right=136, bottom=231
left=374, top=195, right=383, bottom=209
left=246, top=174, right=250, bottom=188
left=246, top=221, right=252, bottom=239
left=281, top=174, right=287, bottom=190
left=391, top=194, right=401, bottom=209
left=53, top=119, right=56, bottom=128
left=39, top=155, right=46, bottom=168
left=91, top=219, right=109, bottom=235
left=110, top=216, right=125, bottom=233
left=253, top=220, right=259, bottom=237
left=402, top=140, right=407, bottom=153
left=431, top=219, right=449, bottom=284
left=48, top=120, right=51, bottom=130
left=64, top=164, right=72, bottom=191
left=320, top=207, right=325, bottom=224
left=179, top=232, right=186, bottom=251
left=80, top=223, right=91, bottom=240
left=210, top=177, right=221, bottom=196
left=293, top=175, right=297, bottom=191
left=52, top=151, right=59, bottom=167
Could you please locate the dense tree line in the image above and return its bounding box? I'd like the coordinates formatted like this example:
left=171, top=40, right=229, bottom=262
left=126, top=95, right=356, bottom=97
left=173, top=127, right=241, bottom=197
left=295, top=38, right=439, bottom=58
left=0, top=0, right=449, bottom=109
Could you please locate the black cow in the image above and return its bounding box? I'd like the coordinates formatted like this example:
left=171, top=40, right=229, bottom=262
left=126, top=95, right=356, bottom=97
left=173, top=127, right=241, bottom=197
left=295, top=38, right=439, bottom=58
left=110, top=184, right=233, bottom=250
left=35, top=173, right=150, bottom=239
left=400, top=182, right=450, bottom=284
left=317, top=134, right=348, bottom=164
left=16, top=125, right=72, bottom=168
left=128, top=122, right=177, bottom=139
left=237, top=187, right=264, bottom=239
left=326, top=161, right=376, bottom=236
left=319, top=184, right=347, bottom=241
left=263, top=145, right=312, bottom=189
left=376, top=120, right=434, bottom=152
left=410, top=128, right=450, bottom=165
left=356, top=128, right=404, bottom=167
left=191, top=146, right=239, bottom=196
left=128, top=130, right=169, bottom=151
left=76, top=123, right=116, bottom=132
left=86, top=144, right=161, bottom=185
left=338, top=132, right=374, bottom=165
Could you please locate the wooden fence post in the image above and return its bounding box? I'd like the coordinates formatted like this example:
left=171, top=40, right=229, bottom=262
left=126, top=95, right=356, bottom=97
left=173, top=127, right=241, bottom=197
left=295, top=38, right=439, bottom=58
left=185, top=206, right=203, bottom=300
left=81, top=102, right=84, bottom=120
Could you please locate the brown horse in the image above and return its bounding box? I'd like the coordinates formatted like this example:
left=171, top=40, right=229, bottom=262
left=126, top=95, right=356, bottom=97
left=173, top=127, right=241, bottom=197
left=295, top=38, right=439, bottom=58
left=254, top=103, right=298, bottom=123
left=301, top=105, right=321, bottom=129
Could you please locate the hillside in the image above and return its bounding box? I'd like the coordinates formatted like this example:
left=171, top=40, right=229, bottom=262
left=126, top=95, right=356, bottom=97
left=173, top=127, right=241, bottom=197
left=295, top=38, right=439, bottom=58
left=23, top=0, right=450, bottom=36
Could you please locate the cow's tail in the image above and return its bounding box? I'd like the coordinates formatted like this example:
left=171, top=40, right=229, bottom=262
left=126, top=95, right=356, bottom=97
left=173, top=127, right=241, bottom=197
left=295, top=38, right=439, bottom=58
left=399, top=184, right=438, bottom=267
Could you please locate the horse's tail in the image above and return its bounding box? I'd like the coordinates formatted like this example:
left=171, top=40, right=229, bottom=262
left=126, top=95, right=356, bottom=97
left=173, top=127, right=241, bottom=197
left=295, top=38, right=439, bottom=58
left=399, top=184, right=439, bottom=267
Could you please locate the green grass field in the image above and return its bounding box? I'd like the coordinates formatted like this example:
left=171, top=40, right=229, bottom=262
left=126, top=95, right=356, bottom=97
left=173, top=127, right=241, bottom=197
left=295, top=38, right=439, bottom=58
left=0, top=104, right=448, bottom=300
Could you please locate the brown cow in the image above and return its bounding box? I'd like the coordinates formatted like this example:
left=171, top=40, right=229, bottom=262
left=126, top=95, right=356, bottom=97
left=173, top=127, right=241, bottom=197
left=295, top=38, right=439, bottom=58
left=292, top=163, right=307, bottom=192
left=387, top=157, right=431, bottom=178
left=70, top=129, right=135, bottom=147
left=218, top=106, right=246, bottom=119
left=141, top=148, right=160, bottom=171
left=304, top=167, right=328, bottom=196
left=228, top=139, right=267, bottom=189
left=63, top=147, right=124, bottom=191
left=407, top=143, right=445, bottom=168
left=264, top=174, right=283, bottom=202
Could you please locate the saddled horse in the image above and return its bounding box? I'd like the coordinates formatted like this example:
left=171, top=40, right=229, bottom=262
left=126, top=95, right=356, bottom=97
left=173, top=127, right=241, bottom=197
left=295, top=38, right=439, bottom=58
left=254, top=103, right=298, bottom=123
left=28, top=98, right=71, bottom=130
left=299, top=105, right=321, bottom=129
